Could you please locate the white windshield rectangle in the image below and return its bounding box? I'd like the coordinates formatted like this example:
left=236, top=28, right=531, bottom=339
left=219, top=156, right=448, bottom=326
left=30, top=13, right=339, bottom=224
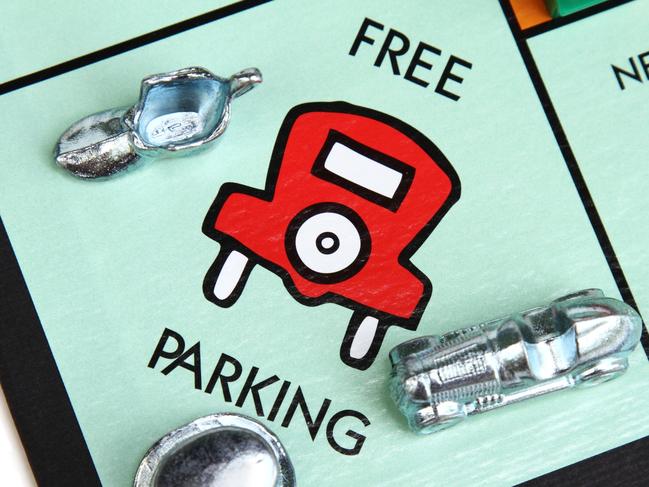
left=324, top=142, right=403, bottom=199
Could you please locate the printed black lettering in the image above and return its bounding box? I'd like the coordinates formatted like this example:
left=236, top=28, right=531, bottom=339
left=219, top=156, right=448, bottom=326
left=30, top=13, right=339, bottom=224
left=404, top=41, right=441, bottom=87
left=612, top=57, right=642, bottom=90
left=148, top=328, right=185, bottom=368
left=349, top=18, right=473, bottom=100
left=235, top=366, right=279, bottom=416
left=639, top=51, right=649, bottom=80
left=282, top=387, right=331, bottom=441
left=349, top=17, right=384, bottom=56
left=374, top=28, right=411, bottom=75
left=326, top=409, right=371, bottom=456
left=204, top=353, right=242, bottom=402
left=148, top=328, right=372, bottom=456
left=435, top=55, right=473, bottom=101
left=160, top=342, right=202, bottom=390
left=268, top=380, right=291, bottom=422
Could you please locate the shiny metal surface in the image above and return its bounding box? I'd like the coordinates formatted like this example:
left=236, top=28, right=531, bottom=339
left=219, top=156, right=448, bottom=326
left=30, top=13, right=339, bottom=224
left=54, top=107, right=137, bottom=179
left=55, top=66, right=262, bottom=178
left=134, top=413, right=295, bottom=487
left=389, top=289, right=643, bottom=434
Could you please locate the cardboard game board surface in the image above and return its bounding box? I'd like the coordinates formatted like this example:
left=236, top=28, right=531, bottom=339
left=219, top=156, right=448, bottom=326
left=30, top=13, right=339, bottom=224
left=1, top=1, right=649, bottom=486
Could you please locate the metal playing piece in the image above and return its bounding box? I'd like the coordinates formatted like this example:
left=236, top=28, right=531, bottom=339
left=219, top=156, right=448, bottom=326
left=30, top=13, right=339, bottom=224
left=55, top=66, right=262, bottom=178
left=134, top=413, right=295, bottom=487
left=389, top=289, right=643, bottom=434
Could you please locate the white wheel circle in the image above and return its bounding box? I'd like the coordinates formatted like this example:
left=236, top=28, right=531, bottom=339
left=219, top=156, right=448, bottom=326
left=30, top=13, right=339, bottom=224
left=295, top=212, right=361, bottom=274
left=286, top=204, right=370, bottom=283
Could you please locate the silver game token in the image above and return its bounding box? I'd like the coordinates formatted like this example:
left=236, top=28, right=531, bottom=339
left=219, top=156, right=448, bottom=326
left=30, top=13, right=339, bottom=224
left=54, top=66, right=261, bottom=178
left=390, top=289, right=642, bottom=434
left=134, top=413, right=295, bottom=487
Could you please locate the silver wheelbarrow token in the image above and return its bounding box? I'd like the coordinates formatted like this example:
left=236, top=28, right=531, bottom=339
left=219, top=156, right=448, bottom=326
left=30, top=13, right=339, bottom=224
left=55, top=66, right=262, bottom=178
left=134, top=413, right=295, bottom=487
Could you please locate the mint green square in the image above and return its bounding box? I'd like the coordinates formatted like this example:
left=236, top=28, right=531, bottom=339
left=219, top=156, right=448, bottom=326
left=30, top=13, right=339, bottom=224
left=1, top=1, right=649, bottom=486
left=531, top=2, right=649, bottom=355
left=0, top=0, right=236, bottom=83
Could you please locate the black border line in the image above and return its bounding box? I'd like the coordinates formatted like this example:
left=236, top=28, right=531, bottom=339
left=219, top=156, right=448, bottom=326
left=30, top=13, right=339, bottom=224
left=500, top=0, right=649, bottom=358
left=522, top=0, right=637, bottom=38
left=0, top=0, right=273, bottom=96
left=0, top=216, right=102, bottom=487
left=517, top=433, right=649, bottom=486
left=499, top=0, right=649, bottom=485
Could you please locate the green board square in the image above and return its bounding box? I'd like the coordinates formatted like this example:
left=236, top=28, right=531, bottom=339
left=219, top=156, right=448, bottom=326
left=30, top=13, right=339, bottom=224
left=531, top=2, right=649, bottom=346
left=0, top=0, right=239, bottom=83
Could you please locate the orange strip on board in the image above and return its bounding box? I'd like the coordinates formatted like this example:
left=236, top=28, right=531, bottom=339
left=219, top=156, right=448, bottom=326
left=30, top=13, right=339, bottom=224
left=509, top=0, right=552, bottom=29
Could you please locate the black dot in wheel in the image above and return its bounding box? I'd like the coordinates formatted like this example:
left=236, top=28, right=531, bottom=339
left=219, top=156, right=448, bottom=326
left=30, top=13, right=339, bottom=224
left=285, top=202, right=371, bottom=284
left=316, top=232, right=340, bottom=255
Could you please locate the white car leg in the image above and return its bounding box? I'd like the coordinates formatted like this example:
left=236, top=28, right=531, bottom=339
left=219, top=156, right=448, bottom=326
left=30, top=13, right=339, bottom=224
left=340, top=312, right=388, bottom=370
left=205, top=248, right=254, bottom=307
left=349, top=316, right=379, bottom=359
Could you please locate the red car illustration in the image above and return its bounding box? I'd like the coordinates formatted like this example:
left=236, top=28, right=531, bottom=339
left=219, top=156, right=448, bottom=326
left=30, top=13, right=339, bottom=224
left=203, top=102, right=460, bottom=369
